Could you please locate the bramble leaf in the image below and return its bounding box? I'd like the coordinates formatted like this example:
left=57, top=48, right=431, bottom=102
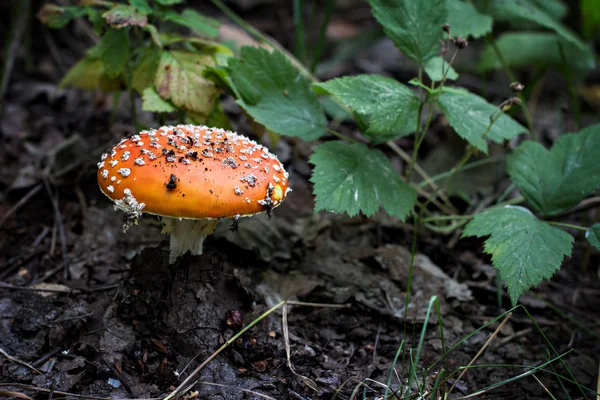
left=129, top=0, right=152, bottom=15
left=309, top=142, right=417, bottom=220
left=103, top=5, right=147, bottom=28
left=463, top=206, right=573, bottom=305
left=446, top=0, right=492, bottom=39
left=154, top=0, right=184, bottom=5
left=478, top=32, right=596, bottom=73
left=38, top=4, right=87, bottom=28
left=586, top=224, right=600, bottom=251
left=87, top=28, right=130, bottom=77
left=369, top=0, right=447, bottom=65
left=162, top=8, right=220, bottom=38
left=154, top=50, right=219, bottom=117
left=438, top=87, right=527, bottom=153
left=142, top=87, right=176, bottom=112
left=313, top=75, right=420, bottom=143
left=424, top=56, right=458, bottom=82
left=506, top=124, right=600, bottom=216
left=59, top=57, right=123, bottom=91
left=131, top=48, right=160, bottom=94
left=480, top=0, right=586, bottom=50
left=227, top=47, right=327, bottom=140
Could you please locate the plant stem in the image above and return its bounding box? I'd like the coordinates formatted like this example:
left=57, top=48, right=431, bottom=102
left=310, top=0, right=333, bottom=72
left=417, top=156, right=504, bottom=188
left=547, top=221, right=588, bottom=231
left=293, top=0, right=307, bottom=63
left=488, top=36, right=536, bottom=140
left=327, top=128, right=360, bottom=144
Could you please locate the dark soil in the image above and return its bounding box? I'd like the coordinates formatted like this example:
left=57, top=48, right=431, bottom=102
left=1, top=1, right=599, bottom=399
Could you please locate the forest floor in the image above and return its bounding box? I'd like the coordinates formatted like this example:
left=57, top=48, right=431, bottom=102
left=1, top=1, right=599, bottom=399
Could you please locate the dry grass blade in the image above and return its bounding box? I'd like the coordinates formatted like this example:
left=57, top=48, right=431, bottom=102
left=282, top=305, right=319, bottom=393
left=531, top=374, right=557, bottom=399
left=0, top=384, right=111, bottom=400
left=447, top=312, right=513, bottom=396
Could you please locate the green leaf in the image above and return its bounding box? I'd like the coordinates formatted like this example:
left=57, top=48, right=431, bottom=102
left=87, top=28, right=130, bottom=77
left=154, top=50, right=219, bottom=117
left=131, top=48, right=160, bottom=94
left=309, top=142, right=417, bottom=220
left=142, top=87, right=176, bottom=112
left=38, top=4, right=87, bottom=28
left=582, top=0, right=600, bottom=38
left=481, top=0, right=586, bottom=50
left=129, top=0, right=152, bottom=15
left=162, top=8, right=220, bottom=38
left=463, top=206, right=573, bottom=305
left=424, top=56, right=458, bottom=82
left=313, top=75, right=420, bottom=143
left=102, top=5, right=147, bottom=28
left=369, top=0, right=447, bottom=65
left=227, top=47, right=327, bottom=141
left=446, top=0, right=492, bottom=39
left=143, top=24, right=162, bottom=48
left=59, top=57, right=123, bottom=92
left=478, top=32, right=596, bottom=74
left=586, top=224, right=600, bottom=251
left=154, top=0, right=184, bottom=4
left=528, top=0, right=567, bottom=21
left=506, top=124, right=600, bottom=216
left=438, top=88, right=527, bottom=153
left=202, top=101, right=233, bottom=130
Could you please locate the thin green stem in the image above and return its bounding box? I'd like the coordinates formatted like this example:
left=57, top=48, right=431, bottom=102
left=327, top=128, right=360, bottom=144
left=418, top=156, right=504, bottom=188
left=293, top=0, right=307, bottom=62
left=488, top=36, right=536, bottom=140
left=310, top=0, right=333, bottom=72
left=547, top=221, right=588, bottom=231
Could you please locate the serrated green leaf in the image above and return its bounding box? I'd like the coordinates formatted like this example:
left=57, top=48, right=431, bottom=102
left=227, top=47, right=327, bottom=141
left=143, top=24, right=162, bottom=48
left=478, top=32, right=596, bottom=73
left=132, top=48, right=160, bottom=94
left=129, top=0, right=152, bottom=15
left=163, top=8, right=220, bottom=38
left=506, top=124, right=600, bottom=216
left=103, top=5, right=147, bottom=28
left=438, top=88, right=527, bottom=153
left=313, top=75, right=420, bottom=143
left=446, top=0, right=492, bottom=39
left=369, top=0, right=447, bottom=65
left=424, top=56, right=458, bottom=82
left=155, top=50, right=219, bottom=117
left=59, top=57, right=123, bottom=92
left=586, top=224, right=600, bottom=251
left=88, top=28, right=130, bottom=77
left=528, top=0, right=567, bottom=20
left=154, top=0, right=184, bottom=4
left=142, top=87, right=176, bottom=112
left=480, top=0, right=586, bottom=50
left=38, top=4, right=87, bottom=29
left=462, top=206, right=573, bottom=305
left=309, top=142, right=417, bottom=220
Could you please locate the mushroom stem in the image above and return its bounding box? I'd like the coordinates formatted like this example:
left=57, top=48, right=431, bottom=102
left=161, top=218, right=218, bottom=264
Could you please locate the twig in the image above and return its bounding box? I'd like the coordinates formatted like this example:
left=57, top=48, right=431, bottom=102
left=0, top=184, right=42, bottom=229
left=0, top=347, right=42, bottom=374
left=0, top=384, right=111, bottom=400
left=199, top=381, right=276, bottom=400
left=0, top=0, right=28, bottom=115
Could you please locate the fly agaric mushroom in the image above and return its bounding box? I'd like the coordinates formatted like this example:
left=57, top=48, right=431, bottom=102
left=97, top=125, right=291, bottom=263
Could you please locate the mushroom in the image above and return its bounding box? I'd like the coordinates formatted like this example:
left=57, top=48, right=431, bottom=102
left=97, top=125, right=291, bottom=263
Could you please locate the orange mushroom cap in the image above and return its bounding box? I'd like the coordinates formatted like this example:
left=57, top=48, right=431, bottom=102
left=97, top=125, right=290, bottom=220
